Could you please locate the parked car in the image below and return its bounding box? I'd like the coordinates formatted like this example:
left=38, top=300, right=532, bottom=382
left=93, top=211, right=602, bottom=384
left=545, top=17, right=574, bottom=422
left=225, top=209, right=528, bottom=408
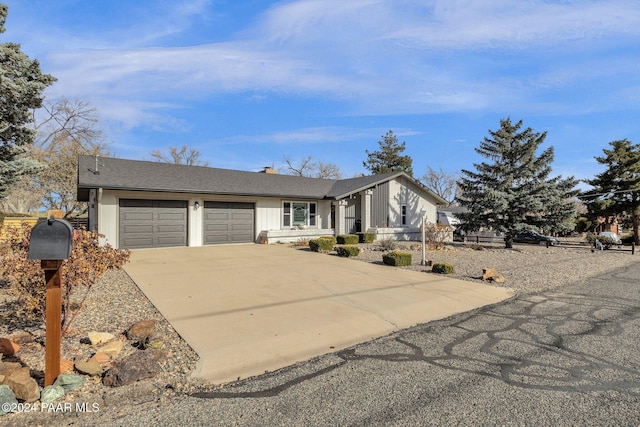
left=513, top=231, right=559, bottom=246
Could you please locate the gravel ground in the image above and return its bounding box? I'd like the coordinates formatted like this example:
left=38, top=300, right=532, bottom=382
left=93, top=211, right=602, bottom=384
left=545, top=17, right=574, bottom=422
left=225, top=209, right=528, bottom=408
left=1, top=238, right=637, bottom=425
left=353, top=239, right=636, bottom=295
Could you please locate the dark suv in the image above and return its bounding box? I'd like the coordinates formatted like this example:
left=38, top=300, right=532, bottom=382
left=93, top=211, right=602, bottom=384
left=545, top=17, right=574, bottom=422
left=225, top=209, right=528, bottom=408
left=513, top=231, right=559, bottom=246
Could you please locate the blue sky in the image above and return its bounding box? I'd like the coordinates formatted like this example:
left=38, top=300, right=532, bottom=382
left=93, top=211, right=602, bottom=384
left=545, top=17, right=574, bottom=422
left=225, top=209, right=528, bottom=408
left=3, top=1, right=640, bottom=184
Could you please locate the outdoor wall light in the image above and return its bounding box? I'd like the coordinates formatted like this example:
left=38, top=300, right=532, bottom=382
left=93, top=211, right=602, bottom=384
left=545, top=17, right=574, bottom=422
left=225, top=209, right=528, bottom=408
left=194, top=201, right=200, bottom=209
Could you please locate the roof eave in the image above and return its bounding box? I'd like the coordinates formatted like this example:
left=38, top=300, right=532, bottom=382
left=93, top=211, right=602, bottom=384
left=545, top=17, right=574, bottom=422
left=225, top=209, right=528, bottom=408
left=76, top=184, right=327, bottom=200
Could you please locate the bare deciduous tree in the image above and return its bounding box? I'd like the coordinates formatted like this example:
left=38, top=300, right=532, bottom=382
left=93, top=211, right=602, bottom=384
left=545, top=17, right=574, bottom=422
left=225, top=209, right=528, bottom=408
left=2, top=97, right=110, bottom=216
left=283, top=156, right=342, bottom=179
left=150, top=145, right=209, bottom=166
left=421, top=166, right=458, bottom=206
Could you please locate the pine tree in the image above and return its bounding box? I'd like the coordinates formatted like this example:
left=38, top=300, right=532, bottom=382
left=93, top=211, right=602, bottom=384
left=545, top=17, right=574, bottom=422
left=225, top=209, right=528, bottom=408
left=363, top=130, right=413, bottom=176
left=582, top=139, right=640, bottom=245
left=0, top=4, right=56, bottom=199
left=456, top=118, right=577, bottom=248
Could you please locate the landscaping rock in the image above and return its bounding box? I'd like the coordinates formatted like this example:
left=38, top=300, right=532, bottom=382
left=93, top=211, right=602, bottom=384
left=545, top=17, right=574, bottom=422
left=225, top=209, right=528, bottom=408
left=409, top=243, right=422, bottom=251
left=6, top=331, right=34, bottom=345
left=98, top=340, right=123, bottom=357
left=88, top=331, right=116, bottom=346
left=0, top=338, right=19, bottom=356
left=0, top=385, right=17, bottom=415
left=75, top=360, right=103, bottom=376
left=482, top=268, right=506, bottom=283
left=127, top=320, right=156, bottom=346
left=60, top=358, right=75, bottom=374
left=89, top=352, right=110, bottom=365
left=40, top=384, right=65, bottom=404
left=53, top=373, right=84, bottom=392
left=5, top=367, right=40, bottom=402
left=0, top=361, right=22, bottom=379
left=103, top=350, right=166, bottom=387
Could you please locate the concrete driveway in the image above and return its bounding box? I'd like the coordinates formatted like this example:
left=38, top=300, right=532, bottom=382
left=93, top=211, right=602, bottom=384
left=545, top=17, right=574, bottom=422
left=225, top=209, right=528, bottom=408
left=124, top=244, right=513, bottom=384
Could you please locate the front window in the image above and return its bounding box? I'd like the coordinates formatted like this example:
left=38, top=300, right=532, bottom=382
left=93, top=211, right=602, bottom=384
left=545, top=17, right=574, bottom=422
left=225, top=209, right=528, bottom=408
left=401, top=204, right=407, bottom=225
left=283, top=201, right=317, bottom=228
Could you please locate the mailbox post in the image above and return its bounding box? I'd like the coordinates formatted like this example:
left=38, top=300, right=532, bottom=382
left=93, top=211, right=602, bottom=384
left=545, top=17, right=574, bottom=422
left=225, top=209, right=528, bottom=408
left=28, top=217, right=74, bottom=386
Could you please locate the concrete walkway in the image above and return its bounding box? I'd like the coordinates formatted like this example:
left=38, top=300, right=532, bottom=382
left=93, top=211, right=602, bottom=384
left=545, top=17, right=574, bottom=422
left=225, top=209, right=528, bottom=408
left=124, top=245, right=513, bottom=384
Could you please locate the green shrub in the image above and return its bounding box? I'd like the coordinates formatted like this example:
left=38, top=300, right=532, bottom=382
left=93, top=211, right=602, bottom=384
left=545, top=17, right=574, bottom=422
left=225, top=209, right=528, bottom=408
left=336, top=234, right=359, bottom=244
left=336, top=245, right=361, bottom=257
left=382, top=250, right=412, bottom=267
left=309, top=236, right=336, bottom=252
left=355, top=232, right=375, bottom=243
left=432, top=262, right=455, bottom=274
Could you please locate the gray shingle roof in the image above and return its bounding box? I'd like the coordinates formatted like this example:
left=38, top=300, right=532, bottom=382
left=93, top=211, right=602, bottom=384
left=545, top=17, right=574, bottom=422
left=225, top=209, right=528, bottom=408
left=77, top=156, right=447, bottom=204
left=325, top=172, right=402, bottom=199
left=77, top=156, right=336, bottom=199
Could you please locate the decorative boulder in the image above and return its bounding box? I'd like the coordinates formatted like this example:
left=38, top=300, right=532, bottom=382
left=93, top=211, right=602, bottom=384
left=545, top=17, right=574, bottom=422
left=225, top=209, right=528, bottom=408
left=5, top=367, right=40, bottom=402
left=127, top=320, right=157, bottom=348
left=53, top=373, right=84, bottom=392
left=88, top=332, right=116, bottom=346
left=103, top=350, right=166, bottom=387
left=0, top=338, right=19, bottom=356
left=40, top=385, right=65, bottom=404
left=0, top=385, right=18, bottom=415
left=482, top=268, right=506, bottom=283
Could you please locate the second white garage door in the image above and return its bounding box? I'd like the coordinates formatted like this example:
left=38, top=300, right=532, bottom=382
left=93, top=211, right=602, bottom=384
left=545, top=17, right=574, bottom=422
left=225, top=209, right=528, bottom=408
left=203, top=202, right=255, bottom=244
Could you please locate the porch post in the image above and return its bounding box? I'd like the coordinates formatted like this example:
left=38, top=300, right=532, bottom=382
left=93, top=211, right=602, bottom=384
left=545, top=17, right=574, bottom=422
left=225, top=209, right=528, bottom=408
left=336, top=200, right=347, bottom=235
left=362, top=189, right=373, bottom=232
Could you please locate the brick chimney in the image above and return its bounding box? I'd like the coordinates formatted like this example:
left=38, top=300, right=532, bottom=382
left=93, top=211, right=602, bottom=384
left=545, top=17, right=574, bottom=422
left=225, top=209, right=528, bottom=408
left=260, top=166, right=278, bottom=174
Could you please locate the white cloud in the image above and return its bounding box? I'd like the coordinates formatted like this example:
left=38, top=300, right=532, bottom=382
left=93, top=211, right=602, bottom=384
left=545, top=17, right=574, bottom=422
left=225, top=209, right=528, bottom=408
left=29, top=0, right=640, bottom=130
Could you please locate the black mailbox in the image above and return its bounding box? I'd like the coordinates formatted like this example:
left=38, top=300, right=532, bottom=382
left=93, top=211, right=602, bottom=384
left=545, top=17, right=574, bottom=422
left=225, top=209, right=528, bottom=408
left=28, top=217, right=74, bottom=260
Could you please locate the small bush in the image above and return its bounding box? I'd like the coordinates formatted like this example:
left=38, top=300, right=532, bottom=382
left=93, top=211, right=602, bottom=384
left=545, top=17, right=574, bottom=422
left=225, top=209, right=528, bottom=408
left=291, top=238, right=310, bottom=247
left=336, top=245, right=361, bottom=257
left=378, top=236, right=398, bottom=251
left=309, top=236, right=336, bottom=252
left=355, top=232, right=375, bottom=243
left=424, top=222, right=452, bottom=250
left=0, top=224, right=130, bottom=335
left=432, top=262, right=455, bottom=274
left=382, top=250, right=412, bottom=267
left=336, top=234, right=359, bottom=245
left=468, top=243, right=485, bottom=251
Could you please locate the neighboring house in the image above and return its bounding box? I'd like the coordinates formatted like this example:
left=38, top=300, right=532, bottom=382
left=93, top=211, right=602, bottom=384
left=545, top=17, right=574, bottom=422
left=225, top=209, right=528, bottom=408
left=76, top=156, right=447, bottom=249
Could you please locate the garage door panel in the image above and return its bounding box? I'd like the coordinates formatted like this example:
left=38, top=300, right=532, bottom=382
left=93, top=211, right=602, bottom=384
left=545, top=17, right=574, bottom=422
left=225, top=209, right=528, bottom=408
left=119, top=199, right=188, bottom=249
left=203, top=201, right=254, bottom=245
left=121, top=224, right=155, bottom=234
left=157, top=224, right=186, bottom=233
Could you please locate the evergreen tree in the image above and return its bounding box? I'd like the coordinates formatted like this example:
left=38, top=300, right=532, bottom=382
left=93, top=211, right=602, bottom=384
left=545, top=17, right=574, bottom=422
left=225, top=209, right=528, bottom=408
left=456, top=118, right=577, bottom=248
left=582, top=139, right=640, bottom=245
left=0, top=4, right=56, bottom=199
left=363, top=130, right=413, bottom=176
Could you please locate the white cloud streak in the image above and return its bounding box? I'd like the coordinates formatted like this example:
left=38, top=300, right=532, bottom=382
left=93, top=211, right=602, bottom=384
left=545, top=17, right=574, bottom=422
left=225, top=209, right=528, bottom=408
left=29, top=0, right=640, bottom=129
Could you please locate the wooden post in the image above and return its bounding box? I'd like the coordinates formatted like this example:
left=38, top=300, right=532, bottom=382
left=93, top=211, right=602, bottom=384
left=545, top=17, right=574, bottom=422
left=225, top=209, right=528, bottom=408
left=632, top=242, right=635, bottom=255
left=42, top=260, right=63, bottom=387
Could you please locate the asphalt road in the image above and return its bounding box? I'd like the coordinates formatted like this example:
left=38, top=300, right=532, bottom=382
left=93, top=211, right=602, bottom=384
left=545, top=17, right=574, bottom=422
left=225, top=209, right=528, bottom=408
left=117, top=260, right=640, bottom=426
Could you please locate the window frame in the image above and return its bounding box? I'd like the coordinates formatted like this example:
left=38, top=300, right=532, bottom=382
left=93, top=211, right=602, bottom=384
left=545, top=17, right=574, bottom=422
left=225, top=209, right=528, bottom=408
left=283, top=201, right=317, bottom=228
